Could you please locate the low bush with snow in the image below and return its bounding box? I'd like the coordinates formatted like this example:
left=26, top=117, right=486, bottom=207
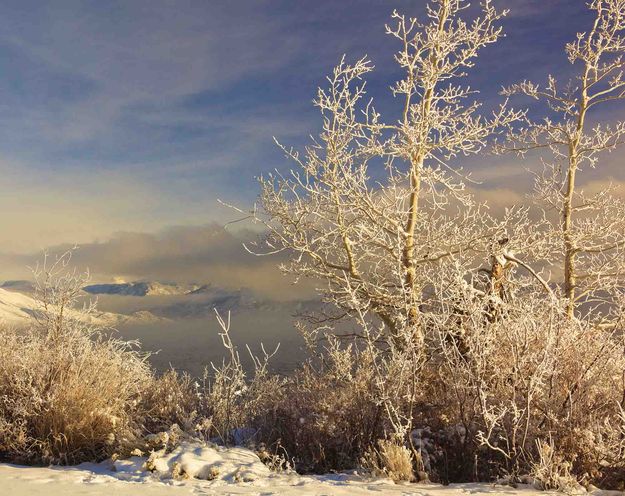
left=115, top=441, right=271, bottom=483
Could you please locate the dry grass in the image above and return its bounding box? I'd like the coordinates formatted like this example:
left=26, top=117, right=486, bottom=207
left=0, top=251, right=198, bottom=465
left=362, top=439, right=415, bottom=482
left=200, top=310, right=284, bottom=446
left=530, top=440, right=579, bottom=492
left=0, top=323, right=152, bottom=464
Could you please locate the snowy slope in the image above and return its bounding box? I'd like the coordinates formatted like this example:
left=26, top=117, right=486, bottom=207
left=1, top=441, right=616, bottom=496
left=0, top=287, right=166, bottom=327
left=3, top=280, right=319, bottom=322
left=0, top=287, right=35, bottom=324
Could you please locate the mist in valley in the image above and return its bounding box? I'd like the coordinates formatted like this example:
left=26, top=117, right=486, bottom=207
left=95, top=293, right=309, bottom=376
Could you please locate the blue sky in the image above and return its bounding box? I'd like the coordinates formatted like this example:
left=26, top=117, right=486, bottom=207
left=0, top=0, right=614, bottom=259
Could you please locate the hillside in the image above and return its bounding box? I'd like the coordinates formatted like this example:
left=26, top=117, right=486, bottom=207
left=83, top=281, right=201, bottom=297
left=0, top=287, right=165, bottom=327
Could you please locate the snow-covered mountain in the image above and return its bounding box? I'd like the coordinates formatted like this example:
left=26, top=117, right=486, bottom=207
left=0, top=287, right=37, bottom=324
left=0, top=287, right=167, bottom=328
left=0, top=281, right=316, bottom=376
left=78, top=281, right=316, bottom=319
left=83, top=281, right=201, bottom=296
left=155, top=287, right=250, bottom=319
left=148, top=287, right=319, bottom=320
left=1, top=279, right=319, bottom=324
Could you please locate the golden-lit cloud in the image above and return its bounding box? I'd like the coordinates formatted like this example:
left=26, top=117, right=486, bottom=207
left=0, top=223, right=313, bottom=302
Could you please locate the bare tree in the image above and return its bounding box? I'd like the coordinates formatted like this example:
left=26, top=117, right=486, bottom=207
left=246, top=0, right=522, bottom=349
left=500, top=0, right=625, bottom=318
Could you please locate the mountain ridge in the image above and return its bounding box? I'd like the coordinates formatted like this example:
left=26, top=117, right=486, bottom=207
left=83, top=281, right=202, bottom=297
left=0, top=287, right=168, bottom=327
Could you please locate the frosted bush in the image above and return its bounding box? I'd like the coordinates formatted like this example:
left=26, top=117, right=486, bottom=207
left=0, top=251, right=197, bottom=464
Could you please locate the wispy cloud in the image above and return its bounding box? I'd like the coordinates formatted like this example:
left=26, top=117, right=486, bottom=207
left=0, top=0, right=620, bottom=260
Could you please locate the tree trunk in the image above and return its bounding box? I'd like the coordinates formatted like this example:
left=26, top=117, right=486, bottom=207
left=562, top=83, right=588, bottom=318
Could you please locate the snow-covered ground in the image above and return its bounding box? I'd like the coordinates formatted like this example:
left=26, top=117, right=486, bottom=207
left=0, top=442, right=618, bottom=496
left=0, top=464, right=565, bottom=496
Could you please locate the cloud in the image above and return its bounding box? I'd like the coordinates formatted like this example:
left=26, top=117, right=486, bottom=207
left=471, top=187, right=525, bottom=210
left=0, top=1, right=304, bottom=144
left=0, top=0, right=621, bottom=270
left=0, top=160, right=159, bottom=252
left=0, top=223, right=313, bottom=301
left=0, top=156, right=252, bottom=252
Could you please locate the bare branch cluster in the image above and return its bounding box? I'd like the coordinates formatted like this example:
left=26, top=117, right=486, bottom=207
left=499, top=0, right=625, bottom=317
left=251, top=0, right=525, bottom=351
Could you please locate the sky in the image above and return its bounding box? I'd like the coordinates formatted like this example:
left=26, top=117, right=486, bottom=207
left=0, top=0, right=623, bottom=292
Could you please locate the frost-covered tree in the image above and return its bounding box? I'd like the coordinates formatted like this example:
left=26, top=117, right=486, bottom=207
left=500, top=0, right=625, bottom=319
left=247, top=0, right=522, bottom=349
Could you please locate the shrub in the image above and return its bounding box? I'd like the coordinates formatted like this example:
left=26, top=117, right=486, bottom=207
left=0, top=252, right=196, bottom=464
left=200, top=310, right=284, bottom=446
left=0, top=322, right=151, bottom=464
left=428, top=273, right=625, bottom=487
left=259, top=346, right=383, bottom=473
left=139, top=369, right=200, bottom=435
